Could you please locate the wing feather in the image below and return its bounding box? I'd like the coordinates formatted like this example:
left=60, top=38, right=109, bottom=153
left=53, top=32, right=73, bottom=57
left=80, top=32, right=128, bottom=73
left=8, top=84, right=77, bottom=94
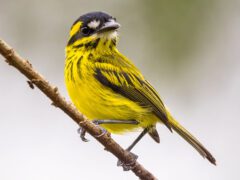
left=93, top=56, right=172, bottom=131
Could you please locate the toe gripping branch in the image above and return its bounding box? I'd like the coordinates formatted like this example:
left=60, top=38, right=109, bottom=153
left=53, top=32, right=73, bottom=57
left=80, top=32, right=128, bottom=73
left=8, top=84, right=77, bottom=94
left=117, top=151, right=138, bottom=171
left=77, top=120, right=109, bottom=142
left=78, top=119, right=139, bottom=142
left=77, top=119, right=142, bottom=171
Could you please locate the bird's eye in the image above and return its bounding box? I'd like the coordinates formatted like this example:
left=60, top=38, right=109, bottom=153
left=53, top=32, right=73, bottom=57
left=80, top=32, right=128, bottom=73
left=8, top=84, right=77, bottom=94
left=81, top=27, right=94, bottom=36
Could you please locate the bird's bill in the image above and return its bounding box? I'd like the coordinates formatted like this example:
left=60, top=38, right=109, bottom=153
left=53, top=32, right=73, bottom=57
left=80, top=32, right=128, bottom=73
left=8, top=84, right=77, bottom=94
left=97, top=20, right=120, bottom=34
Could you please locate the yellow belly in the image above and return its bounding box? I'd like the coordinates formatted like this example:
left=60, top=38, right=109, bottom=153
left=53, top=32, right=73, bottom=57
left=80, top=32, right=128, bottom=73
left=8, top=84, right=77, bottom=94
left=65, top=72, right=159, bottom=134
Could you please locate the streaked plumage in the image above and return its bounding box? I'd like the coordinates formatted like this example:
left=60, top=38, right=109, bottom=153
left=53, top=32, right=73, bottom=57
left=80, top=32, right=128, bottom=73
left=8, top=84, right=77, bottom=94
left=64, top=11, right=216, bottom=165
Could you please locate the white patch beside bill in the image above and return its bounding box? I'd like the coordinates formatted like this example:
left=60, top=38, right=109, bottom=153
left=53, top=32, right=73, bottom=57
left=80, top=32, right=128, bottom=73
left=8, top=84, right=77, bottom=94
left=108, top=31, right=118, bottom=39
left=96, top=30, right=118, bottom=40
left=100, top=19, right=120, bottom=39
left=87, top=20, right=100, bottom=29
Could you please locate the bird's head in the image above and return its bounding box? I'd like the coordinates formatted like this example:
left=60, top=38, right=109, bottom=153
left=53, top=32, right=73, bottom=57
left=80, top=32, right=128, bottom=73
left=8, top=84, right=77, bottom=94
left=67, top=11, right=120, bottom=49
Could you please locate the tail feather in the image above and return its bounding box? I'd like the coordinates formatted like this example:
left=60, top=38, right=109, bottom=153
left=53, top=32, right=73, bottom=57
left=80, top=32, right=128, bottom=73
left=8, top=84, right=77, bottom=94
left=167, top=112, right=216, bottom=165
left=148, top=126, right=160, bottom=143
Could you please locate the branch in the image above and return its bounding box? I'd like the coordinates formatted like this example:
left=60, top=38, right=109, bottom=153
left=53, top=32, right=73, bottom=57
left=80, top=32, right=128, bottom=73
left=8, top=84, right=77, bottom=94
left=0, top=39, right=157, bottom=180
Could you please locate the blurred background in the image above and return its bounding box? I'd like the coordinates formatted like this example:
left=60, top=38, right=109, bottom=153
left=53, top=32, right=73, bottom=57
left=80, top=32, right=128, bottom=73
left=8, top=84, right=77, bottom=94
left=0, top=0, right=239, bottom=179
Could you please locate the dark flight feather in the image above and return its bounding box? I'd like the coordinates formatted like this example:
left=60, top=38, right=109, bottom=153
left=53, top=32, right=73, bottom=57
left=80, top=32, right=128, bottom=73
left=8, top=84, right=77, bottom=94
left=93, top=55, right=172, bottom=132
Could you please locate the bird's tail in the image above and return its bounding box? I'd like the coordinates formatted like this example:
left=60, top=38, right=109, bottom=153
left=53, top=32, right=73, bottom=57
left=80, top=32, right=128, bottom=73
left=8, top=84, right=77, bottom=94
left=166, top=111, right=216, bottom=165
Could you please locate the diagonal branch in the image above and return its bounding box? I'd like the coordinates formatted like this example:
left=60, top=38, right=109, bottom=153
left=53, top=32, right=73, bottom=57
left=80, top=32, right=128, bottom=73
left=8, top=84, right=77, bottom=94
left=0, top=39, right=157, bottom=180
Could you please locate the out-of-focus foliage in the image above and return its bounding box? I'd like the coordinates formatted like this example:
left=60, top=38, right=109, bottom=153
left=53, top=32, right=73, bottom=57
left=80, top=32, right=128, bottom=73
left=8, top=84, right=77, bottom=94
left=144, top=0, right=216, bottom=64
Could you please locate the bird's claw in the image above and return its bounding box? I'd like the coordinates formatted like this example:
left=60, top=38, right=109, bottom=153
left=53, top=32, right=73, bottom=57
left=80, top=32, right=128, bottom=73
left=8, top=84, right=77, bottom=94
left=94, top=126, right=107, bottom=138
left=77, top=127, right=89, bottom=142
left=77, top=121, right=108, bottom=141
left=117, top=151, right=138, bottom=171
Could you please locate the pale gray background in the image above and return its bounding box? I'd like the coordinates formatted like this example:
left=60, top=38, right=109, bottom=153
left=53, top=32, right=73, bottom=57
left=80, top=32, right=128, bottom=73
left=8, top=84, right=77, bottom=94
left=0, top=0, right=239, bottom=180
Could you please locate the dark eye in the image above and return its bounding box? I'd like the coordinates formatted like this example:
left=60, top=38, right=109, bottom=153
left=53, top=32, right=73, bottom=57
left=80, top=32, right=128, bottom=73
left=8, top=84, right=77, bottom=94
left=81, top=27, right=94, bottom=36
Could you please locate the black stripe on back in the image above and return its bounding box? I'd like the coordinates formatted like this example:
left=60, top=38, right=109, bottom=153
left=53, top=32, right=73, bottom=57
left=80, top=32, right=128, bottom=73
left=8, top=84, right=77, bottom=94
left=77, top=56, right=83, bottom=78
left=94, top=68, right=171, bottom=131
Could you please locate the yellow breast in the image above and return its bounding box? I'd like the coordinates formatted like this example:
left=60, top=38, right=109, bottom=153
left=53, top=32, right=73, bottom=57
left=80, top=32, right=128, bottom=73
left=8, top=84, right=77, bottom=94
left=64, top=54, right=158, bottom=133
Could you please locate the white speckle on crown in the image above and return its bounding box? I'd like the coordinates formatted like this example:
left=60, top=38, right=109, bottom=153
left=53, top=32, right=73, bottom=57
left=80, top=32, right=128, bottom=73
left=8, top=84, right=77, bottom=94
left=87, top=20, right=100, bottom=29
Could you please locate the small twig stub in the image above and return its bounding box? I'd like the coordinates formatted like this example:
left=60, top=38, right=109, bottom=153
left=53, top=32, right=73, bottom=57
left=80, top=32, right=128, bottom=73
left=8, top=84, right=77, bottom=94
left=27, top=80, right=34, bottom=89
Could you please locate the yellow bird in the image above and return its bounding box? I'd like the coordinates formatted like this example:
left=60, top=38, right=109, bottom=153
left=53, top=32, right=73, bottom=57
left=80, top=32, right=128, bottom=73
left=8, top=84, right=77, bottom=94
left=64, top=11, right=216, bottom=166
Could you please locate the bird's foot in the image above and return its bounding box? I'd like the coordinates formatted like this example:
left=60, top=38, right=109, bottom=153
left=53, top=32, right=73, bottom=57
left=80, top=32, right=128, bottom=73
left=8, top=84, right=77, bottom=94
left=92, top=120, right=108, bottom=138
left=77, top=126, right=89, bottom=142
left=77, top=120, right=109, bottom=142
left=94, top=126, right=108, bottom=138
left=117, top=151, right=138, bottom=171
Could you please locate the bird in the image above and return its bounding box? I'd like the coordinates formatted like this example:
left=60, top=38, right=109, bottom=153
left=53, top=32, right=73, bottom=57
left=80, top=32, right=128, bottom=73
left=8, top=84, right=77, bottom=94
left=64, top=11, right=216, bottom=167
